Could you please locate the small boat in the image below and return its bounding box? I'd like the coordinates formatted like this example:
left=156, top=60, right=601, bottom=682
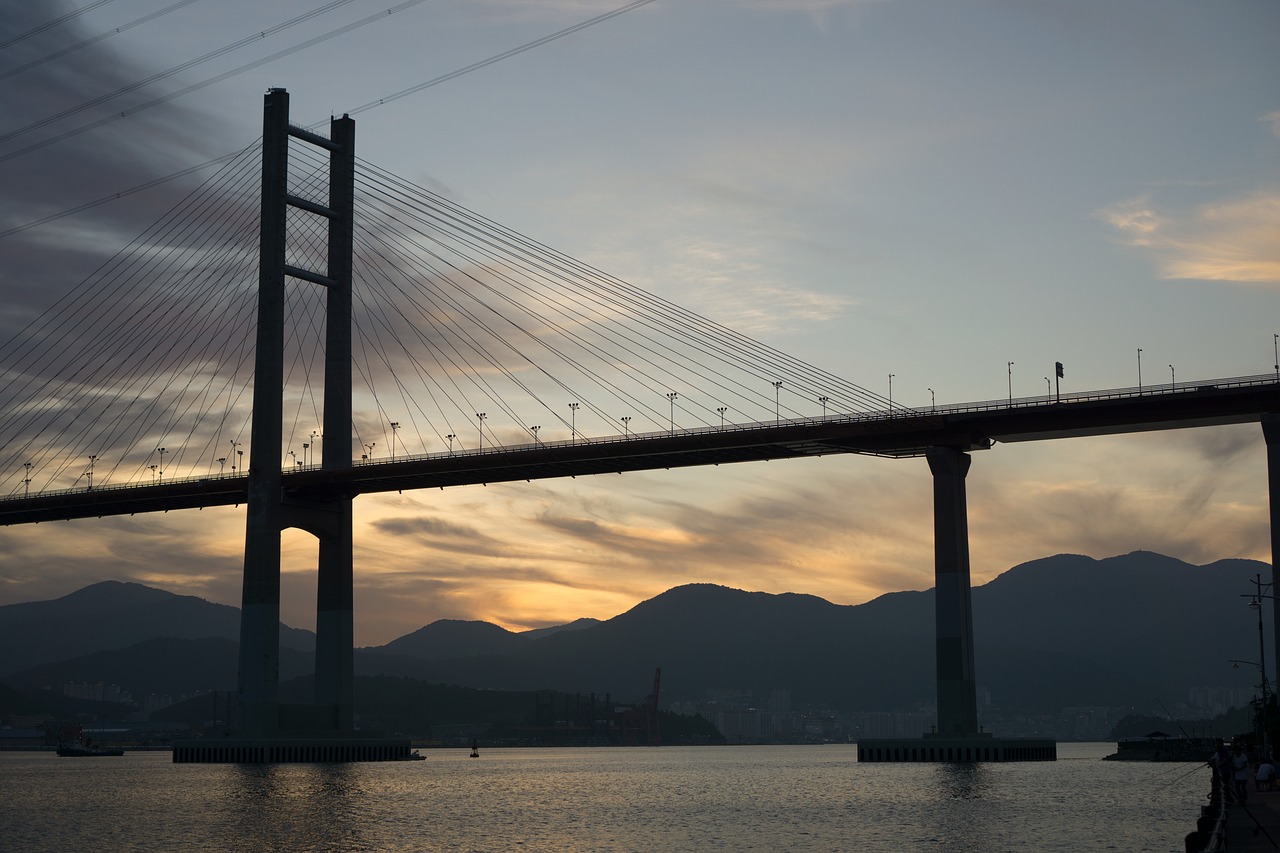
left=57, top=739, right=124, bottom=757
left=470, top=739, right=479, bottom=758
left=398, top=750, right=425, bottom=761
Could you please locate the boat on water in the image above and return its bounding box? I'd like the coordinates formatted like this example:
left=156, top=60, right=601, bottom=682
left=57, top=739, right=124, bottom=757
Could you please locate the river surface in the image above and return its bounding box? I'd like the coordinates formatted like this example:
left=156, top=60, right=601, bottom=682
left=1, top=742, right=1206, bottom=852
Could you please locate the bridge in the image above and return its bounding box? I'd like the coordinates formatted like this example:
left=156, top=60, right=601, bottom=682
left=5, top=90, right=1279, bottom=761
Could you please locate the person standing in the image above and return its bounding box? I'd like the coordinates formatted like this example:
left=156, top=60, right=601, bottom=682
left=1233, top=743, right=1251, bottom=803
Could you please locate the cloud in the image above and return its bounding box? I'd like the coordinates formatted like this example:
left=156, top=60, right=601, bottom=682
left=1263, top=111, right=1280, bottom=142
left=1096, top=192, right=1280, bottom=284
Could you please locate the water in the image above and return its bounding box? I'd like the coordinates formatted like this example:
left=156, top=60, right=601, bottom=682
left=1, top=743, right=1206, bottom=852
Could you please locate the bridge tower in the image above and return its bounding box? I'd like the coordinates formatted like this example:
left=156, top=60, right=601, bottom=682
left=238, top=86, right=357, bottom=738
left=178, top=88, right=406, bottom=761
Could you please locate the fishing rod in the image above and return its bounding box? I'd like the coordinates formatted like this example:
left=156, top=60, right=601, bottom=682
left=1160, top=699, right=1279, bottom=850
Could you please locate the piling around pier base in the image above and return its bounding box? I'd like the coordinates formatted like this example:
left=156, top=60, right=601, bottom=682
left=857, top=736, right=1057, bottom=762
left=172, top=736, right=413, bottom=763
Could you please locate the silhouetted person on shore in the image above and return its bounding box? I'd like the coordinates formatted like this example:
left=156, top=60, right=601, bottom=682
left=1232, top=743, right=1250, bottom=803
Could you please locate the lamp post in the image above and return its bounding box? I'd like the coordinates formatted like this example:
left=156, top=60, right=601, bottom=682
left=217, top=457, right=226, bottom=477
left=87, top=455, right=96, bottom=491
left=717, top=407, right=727, bottom=428
left=667, top=392, right=678, bottom=434
left=772, top=381, right=782, bottom=423
left=620, top=417, right=630, bottom=438
left=229, top=440, right=241, bottom=473
left=1243, top=574, right=1274, bottom=753
left=476, top=413, right=486, bottom=450
left=302, top=443, right=309, bottom=467
left=818, top=396, right=828, bottom=419
left=887, top=374, right=894, bottom=414
left=1169, top=364, right=1175, bottom=388
left=928, top=387, right=935, bottom=411
left=23, top=462, right=32, bottom=497
left=311, top=430, right=319, bottom=464
left=1274, top=333, right=1278, bottom=379
left=1006, top=362, right=1014, bottom=405
left=1137, top=348, right=1143, bottom=392
left=447, top=434, right=456, bottom=453
left=364, top=442, right=375, bottom=461
left=569, top=402, right=579, bottom=444
left=529, top=427, right=538, bottom=446
left=157, top=447, right=166, bottom=484
left=390, top=421, right=400, bottom=461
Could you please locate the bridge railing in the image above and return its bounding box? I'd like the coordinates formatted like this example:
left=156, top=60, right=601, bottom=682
left=4, top=373, right=1276, bottom=502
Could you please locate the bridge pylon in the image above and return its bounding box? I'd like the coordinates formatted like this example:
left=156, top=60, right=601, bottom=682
left=178, top=88, right=406, bottom=762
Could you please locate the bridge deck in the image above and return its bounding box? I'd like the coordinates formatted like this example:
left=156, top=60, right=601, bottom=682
left=3, top=375, right=1276, bottom=526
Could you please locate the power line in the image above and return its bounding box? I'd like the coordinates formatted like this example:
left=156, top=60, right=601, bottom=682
left=0, top=0, right=367, bottom=147
left=0, top=0, right=207, bottom=85
left=0, top=0, right=661, bottom=238
left=0, top=0, right=119, bottom=50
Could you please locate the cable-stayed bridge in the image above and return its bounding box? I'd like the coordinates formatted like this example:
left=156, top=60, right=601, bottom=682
left=3, top=90, right=1277, bottom=762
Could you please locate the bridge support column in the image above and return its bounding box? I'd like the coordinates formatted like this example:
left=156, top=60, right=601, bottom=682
left=926, top=445, right=980, bottom=738
left=236, top=88, right=290, bottom=738
left=1264, top=414, right=1280, bottom=692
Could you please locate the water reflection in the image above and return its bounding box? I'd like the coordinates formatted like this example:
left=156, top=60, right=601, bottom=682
left=227, top=762, right=365, bottom=851
left=928, top=761, right=1000, bottom=852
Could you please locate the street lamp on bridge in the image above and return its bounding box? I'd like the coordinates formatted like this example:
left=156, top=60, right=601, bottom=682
left=476, top=413, right=486, bottom=450
left=818, top=396, right=828, bottom=419
left=667, top=392, right=678, bottom=434
left=569, top=402, right=579, bottom=444
left=23, top=462, right=32, bottom=497
left=217, top=457, right=226, bottom=477
left=87, top=455, right=96, bottom=491
left=620, top=417, right=630, bottom=438
left=1137, top=348, right=1143, bottom=392
left=229, top=440, right=241, bottom=473
left=1006, top=362, right=1014, bottom=405
left=772, top=381, right=782, bottom=424
left=389, top=422, right=400, bottom=461
left=157, top=447, right=167, bottom=484
left=364, top=442, right=375, bottom=461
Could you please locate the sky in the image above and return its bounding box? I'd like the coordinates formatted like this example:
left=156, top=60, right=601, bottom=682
left=0, top=0, right=1277, bottom=645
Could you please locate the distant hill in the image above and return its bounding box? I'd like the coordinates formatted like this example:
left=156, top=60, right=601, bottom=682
left=0, top=637, right=313, bottom=700
left=0, top=581, right=314, bottom=678
left=368, top=616, right=602, bottom=660
left=0, top=552, right=1269, bottom=716
left=352, top=551, right=1268, bottom=711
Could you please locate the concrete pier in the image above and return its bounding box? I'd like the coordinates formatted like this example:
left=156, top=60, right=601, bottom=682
left=927, top=446, right=980, bottom=738
left=857, top=738, right=1056, bottom=763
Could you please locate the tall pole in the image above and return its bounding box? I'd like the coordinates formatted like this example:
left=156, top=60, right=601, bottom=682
left=1137, top=347, right=1143, bottom=392
left=315, top=108, right=356, bottom=732
left=238, top=87, right=290, bottom=737
left=1256, top=573, right=1270, bottom=754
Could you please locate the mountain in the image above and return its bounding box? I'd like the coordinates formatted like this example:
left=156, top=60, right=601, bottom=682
left=0, top=581, right=314, bottom=678
left=368, top=616, right=602, bottom=660
left=354, top=551, right=1269, bottom=711
left=0, top=637, right=313, bottom=700
left=0, top=552, right=1269, bottom=716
